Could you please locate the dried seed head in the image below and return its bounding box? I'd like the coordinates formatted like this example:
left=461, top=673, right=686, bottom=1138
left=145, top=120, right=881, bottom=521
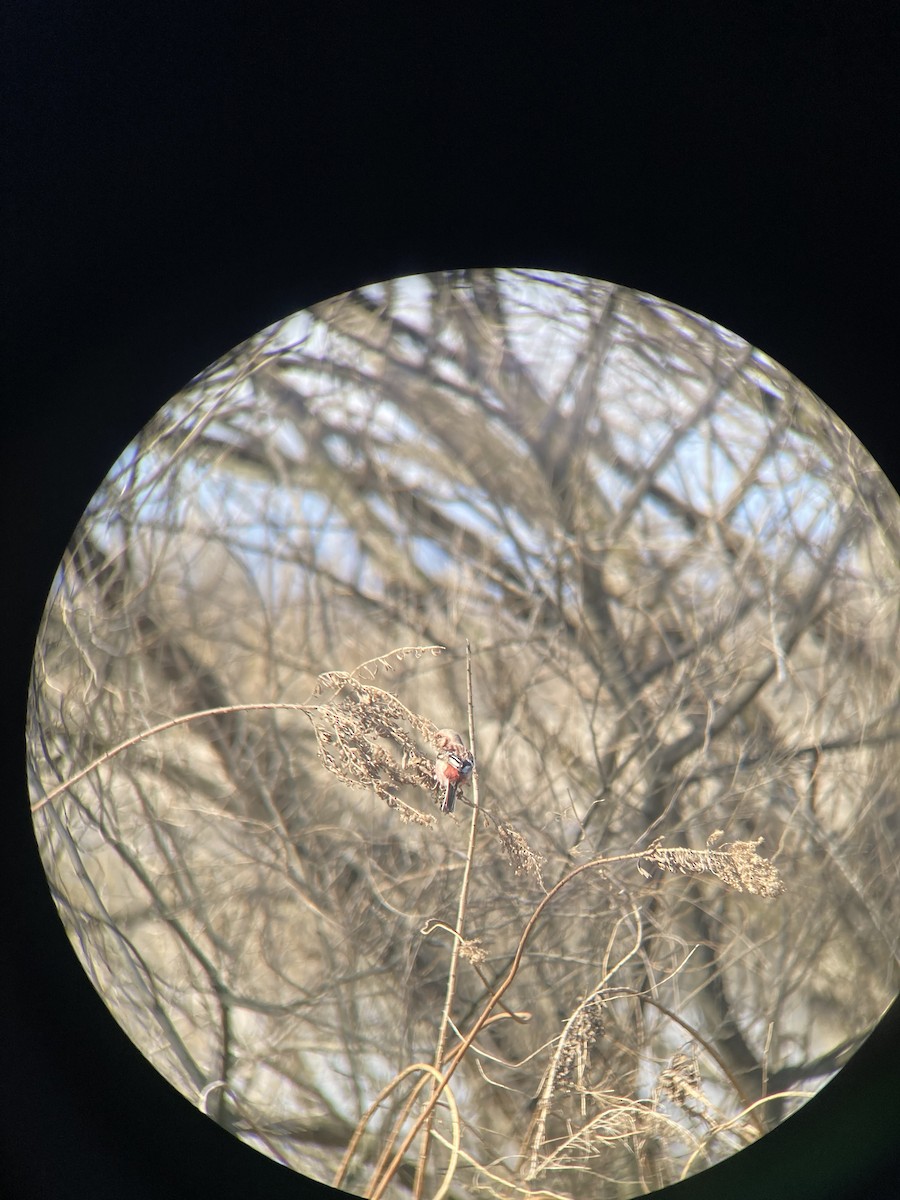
left=657, top=1046, right=706, bottom=1115
left=305, top=651, right=465, bottom=824
left=640, top=835, right=785, bottom=897
left=496, top=820, right=544, bottom=883
left=459, top=937, right=487, bottom=965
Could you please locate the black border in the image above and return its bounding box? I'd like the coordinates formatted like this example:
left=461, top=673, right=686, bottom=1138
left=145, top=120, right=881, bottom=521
left=5, top=7, right=899, bottom=1198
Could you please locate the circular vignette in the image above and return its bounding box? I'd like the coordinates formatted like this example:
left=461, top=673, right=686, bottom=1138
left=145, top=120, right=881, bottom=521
left=27, top=269, right=900, bottom=1200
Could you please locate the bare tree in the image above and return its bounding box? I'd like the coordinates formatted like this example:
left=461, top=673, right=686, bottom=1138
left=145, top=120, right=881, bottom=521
left=28, top=270, right=900, bottom=1198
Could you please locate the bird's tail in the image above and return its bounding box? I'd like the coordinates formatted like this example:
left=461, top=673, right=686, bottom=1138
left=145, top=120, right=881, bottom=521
left=441, top=781, right=457, bottom=814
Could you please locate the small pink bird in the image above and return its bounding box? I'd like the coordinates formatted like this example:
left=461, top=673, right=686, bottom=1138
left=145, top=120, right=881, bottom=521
left=433, top=728, right=474, bottom=814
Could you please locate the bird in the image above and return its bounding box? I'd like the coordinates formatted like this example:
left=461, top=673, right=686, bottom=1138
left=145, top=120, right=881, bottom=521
left=433, top=728, right=474, bottom=814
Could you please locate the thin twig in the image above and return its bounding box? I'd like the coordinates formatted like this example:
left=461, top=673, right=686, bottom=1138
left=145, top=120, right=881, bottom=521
left=31, top=702, right=314, bottom=811
left=412, top=641, right=481, bottom=1200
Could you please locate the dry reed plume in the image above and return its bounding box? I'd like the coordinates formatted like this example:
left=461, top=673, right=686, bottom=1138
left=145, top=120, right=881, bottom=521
left=639, top=830, right=785, bottom=897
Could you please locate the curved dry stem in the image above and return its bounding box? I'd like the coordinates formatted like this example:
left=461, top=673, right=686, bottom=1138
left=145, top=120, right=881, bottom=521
left=333, top=1061, right=448, bottom=1191
left=679, top=1089, right=815, bottom=1180
left=31, top=701, right=315, bottom=811
left=429, top=1126, right=573, bottom=1200
left=367, top=849, right=652, bottom=1200
left=429, top=1083, right=462, bottom=1200
left=348, top=644, right=447, bottom=681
